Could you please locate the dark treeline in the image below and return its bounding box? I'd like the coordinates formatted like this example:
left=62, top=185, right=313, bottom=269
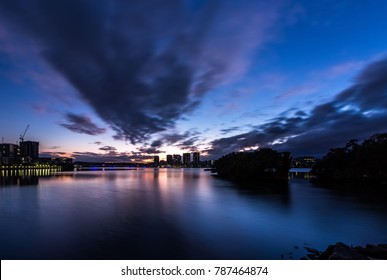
left=214, top=148, right=291, bottom=184
left=312, top=133, right=387, bottom=187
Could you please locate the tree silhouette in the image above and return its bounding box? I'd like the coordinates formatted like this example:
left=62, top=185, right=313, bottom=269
left=312, top=133, right=387, bottom=187
left=214, top=148, right=291, bottom=183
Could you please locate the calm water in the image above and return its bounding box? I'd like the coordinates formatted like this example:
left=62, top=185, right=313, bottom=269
left=1, top=168, right=386, bottom=260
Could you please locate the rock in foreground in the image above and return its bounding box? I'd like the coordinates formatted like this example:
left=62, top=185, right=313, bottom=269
left=303, top=242, right=387, bottom=260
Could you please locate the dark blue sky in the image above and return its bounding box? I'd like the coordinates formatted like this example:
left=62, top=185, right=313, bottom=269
left=0, top=0, right=386, bottom=161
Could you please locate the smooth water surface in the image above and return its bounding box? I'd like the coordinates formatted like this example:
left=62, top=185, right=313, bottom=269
left=1, top=169, right=386, bottom=259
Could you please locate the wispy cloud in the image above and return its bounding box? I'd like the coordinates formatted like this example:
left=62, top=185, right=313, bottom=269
left=220, top=126, right=244, bottom=135
left=60, top=113, right=106, bottom=136
left=137, top=147, right=165, bottom=155
left=48, top=145, right=61, bottom=149
left=98, top=145, right=116, bottom=153
left=275, top=85, right=319, bottom=100
left=40, top=151, right=72, bottom=158
left=324, top=60, right=365, bottom=79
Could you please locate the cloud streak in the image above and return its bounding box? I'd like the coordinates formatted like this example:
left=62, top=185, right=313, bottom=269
left=60, top=113, right=106, bottom=136
left=99, top=145, right=117, bottom=152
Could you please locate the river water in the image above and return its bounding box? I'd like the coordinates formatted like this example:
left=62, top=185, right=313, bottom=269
left=1, top=168, right=386, bottom=259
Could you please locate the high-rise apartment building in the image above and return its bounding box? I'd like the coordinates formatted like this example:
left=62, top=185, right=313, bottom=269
left=173, top=154, right=182, bottom=165
left=20, top=141, right=39, bottom=163
left=183, top=153, right=191, bottom=165
left=0, top=143, right=20, bottom=164
left=153, top=156, right=160, bottom=166
left=192, top=152, right=200, bottom=164
left=166, top=154, right=173, bottom=165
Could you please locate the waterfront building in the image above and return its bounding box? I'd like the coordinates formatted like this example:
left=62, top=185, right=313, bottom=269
left=183, top=153, right=191, bottom=165
left=20, top=141, right=39, bottom=163
left=166, top=154, right=173, bottom=165
left=173, top=154, right=182, bottom=166
left=153, top=156, right=160, bottom=166
left=192, top=152, right=200, bottom=164
left=0, top=143, right=20, bottom=164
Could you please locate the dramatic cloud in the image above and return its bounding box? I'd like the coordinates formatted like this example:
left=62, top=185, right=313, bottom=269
left=150, top=140, right=162, bottom=148
left=0, top=0, right=286, bottom=144
left=206, top=56, right=387, bottom=158
left=220, top=126, right=244, bottom=135
left=60, top=113, right=106, bottom=136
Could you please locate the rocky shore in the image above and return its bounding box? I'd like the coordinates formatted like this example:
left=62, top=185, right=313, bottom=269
left=302, top=242, right=387, bottom=260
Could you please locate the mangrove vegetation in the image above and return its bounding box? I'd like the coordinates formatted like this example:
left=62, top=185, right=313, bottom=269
left=214, top=148, right=291, bottom=183
left=312, top=133, right=387, bottom=187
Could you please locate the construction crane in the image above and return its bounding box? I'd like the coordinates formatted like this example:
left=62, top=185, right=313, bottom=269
left=20, top=125, right=30, bottom=142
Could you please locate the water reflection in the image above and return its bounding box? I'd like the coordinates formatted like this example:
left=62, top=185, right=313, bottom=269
left=0, top=168, right=386, bottom=260
left=0, top=175, right=39, bottom=186
left=1, top=168, right=57, bottom=177
left=0, top=168, right=62, bottom=187
left=212, top=176, right=291, bottom=207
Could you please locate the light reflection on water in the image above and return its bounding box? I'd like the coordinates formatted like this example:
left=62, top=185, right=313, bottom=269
left=0, top=168, right=386, bottom=259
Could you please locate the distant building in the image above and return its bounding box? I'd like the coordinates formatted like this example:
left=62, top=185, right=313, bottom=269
left=20, top=141, right=39, bottom=163
left=1, top=143, right=18, bottom=158
left=153, top=156, right=160, bottom=166
left=192, top=152, right=200, bottom=164
left=292, top=156, right=316, bottom=168
left=0, top=143, right=20, bottom=164
left=183, top=153, right=191, bottom=165
left=166, top=154, right=173, bottom=165
left=173, top=154, right=182, bottom=165
left=39, top=157, right=73, bottom=165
